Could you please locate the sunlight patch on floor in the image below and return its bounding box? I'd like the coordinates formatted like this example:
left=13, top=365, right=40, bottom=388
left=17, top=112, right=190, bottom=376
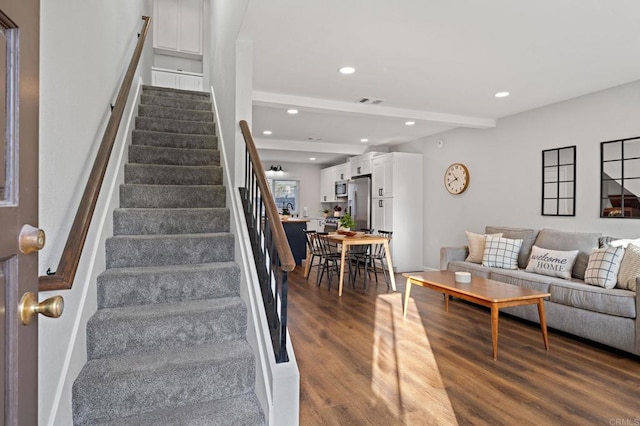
left=371, top=291, right=458, bottom=424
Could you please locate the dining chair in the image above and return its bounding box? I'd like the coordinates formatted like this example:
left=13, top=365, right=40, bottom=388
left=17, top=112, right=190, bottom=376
left=303, top=230, right=322, bottom=281
left=315, top=232, right=342, bottom=291
left=351, top=230, right=392, bottom=290
left=348, top=228, right=373, bottom=288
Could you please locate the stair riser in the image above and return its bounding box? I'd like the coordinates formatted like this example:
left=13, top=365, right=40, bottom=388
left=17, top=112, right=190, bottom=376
left=140, top=94, right=211, bottom=111
left=113, top=208, right=229, bottom=235
left=87, top=299, right=247, bottom=359
left=132, top=130, right=217, bottom=150
left=124, top=164, right=222, bottom=185
left=138, top=104, right=214, bottom=122
left=72, top=346, right=255, bottom=424
left=106, top=234, right=234, bottom=269
left=97, top=263, right=240, bottom=309
left=136, top=117, right=215, bottom=135
left=120, top=185, right=226, bottom=208
left=128, top=145, right=220, bottom=166
left=142, top=87, right=210, bottom=101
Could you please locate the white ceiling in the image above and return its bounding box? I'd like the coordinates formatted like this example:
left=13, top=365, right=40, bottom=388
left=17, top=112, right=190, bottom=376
left=239, top=0, right=640, bottom=165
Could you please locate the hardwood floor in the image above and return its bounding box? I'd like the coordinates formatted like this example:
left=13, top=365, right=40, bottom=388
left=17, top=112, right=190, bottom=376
left=287, top=267, right=640, bottom=425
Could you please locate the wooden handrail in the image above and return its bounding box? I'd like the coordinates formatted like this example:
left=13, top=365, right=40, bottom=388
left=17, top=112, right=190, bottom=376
left=39, top=16, right=151, bottom=291
left=239, top=120, right=296, bottom=272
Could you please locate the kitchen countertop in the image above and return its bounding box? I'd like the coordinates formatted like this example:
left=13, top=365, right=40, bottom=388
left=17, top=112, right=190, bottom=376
left=280, top=217, right=310, bottom=223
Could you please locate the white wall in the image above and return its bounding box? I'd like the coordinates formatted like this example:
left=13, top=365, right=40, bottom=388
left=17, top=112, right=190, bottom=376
left=395, top=80, right=640, bottom=270
left=208, top=0, right=251, bottom=187
left=266, top=162, right=323, bottom=218
left=38, top=1, right=152, bottom=424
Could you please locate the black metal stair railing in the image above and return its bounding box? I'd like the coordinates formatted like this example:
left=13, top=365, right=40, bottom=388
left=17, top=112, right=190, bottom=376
left=239, top=120, right=295, bottom=363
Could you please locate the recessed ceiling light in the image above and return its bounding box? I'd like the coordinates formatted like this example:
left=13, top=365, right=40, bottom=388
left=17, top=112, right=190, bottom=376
left=263, top=130, right=272, bottom=135
left=405, top=121, right=415, bottom=126
left=495, top=91, right=510, bottom=98
left=339, top=66, right=356, bottom=75
left=287, top=109, right=299, bottom=114
left=309, top=157, right=316, bottom=161
left=360, top=138, right=369, bottom=143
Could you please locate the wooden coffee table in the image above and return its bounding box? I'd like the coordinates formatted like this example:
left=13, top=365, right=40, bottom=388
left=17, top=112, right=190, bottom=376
left=402, top=271, right=550, bottom=360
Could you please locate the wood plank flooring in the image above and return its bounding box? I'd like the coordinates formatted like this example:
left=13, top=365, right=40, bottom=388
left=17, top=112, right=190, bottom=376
left=287, top=267, right=640, bottom=425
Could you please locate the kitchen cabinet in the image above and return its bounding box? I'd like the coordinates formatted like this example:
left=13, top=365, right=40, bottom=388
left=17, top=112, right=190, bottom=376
left=371, top=152, right=423, bottom=272
left=152, top=68, right=203, bottom=91
left=153, top=0, right=203, bottom=57
left=372, top=154, right=394, bottom=198
left=335, top=163, right=350, bottom=181
left=349, top=152, right=381, bottom=177
left=320, top=166, right=337, bottom=203
left=282, top=220, right=307, bottom=265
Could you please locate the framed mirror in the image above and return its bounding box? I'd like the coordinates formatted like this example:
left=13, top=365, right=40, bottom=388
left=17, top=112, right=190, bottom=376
left=542, top=146, right=576, bottom=216
left=600, top=136, right=640, bottom=218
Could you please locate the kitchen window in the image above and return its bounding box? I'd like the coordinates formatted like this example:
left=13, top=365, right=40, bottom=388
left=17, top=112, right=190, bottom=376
left=267, top=179, right=299, bottom=213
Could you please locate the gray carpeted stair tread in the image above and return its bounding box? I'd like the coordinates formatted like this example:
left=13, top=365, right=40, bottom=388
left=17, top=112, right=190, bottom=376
left=97, top=262, right=240, bottom=309
left=87, top=393, right=265, bottom=426
left=113, top=207, right=229, bottom=235
left=72, top=340, right=256, bottom=425
left=136, top=116, right=216, bottom=135
left=120, top=184, right=226, bottom=208
left=140, top=93, right=211, bottom=111
left=128, top=144, right=220, bottom=166
left=142, top=85, right=210, bottom=101
left=132, top=129, right=217, bottom=150
left=124, top=164, right=222, bottom=185
left=138, top=104, right=214, bottom=122
left=106, top=233, right=234, bottom=269
left=87, top=297, right=246, bottom=360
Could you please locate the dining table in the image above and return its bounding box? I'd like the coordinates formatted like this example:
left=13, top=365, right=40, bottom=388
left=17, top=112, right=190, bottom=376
left=324, top=233, right=396, bottom=296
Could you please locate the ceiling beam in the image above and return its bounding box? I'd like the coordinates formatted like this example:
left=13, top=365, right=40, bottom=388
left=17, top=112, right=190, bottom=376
left=253, top=91, right=496, bottom=129
left=253, top=137, right=370, bottom=156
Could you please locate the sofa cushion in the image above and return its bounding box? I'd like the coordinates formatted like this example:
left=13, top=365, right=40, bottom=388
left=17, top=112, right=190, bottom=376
left=533, top=228, right=601, bottom=280
left=584, top=246, right=624, bottom=289
left=485, top=226, right=538, bottom=269
left=609, top=238, right=640, bottom=248
left=617, top=243, right=640, bottom=291
left=465, top=231, right=502, bottom=263
left=488, top=269, right=551, bottom=293
left=482, top=236, right=522, bottom=270
left=525, top=245, right=578, bottom=280
left=447, top=260, right=491, bottom=278
left=549, top=281, right=636, bottom=319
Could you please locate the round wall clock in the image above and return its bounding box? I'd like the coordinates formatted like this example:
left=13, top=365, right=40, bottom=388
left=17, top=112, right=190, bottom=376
left=444, top=163, right=470, bottom=195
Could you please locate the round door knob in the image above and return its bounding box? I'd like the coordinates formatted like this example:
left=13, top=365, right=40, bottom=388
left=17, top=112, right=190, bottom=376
left=18, top=224, right=45, bottom=254
left=19, top=292, right=64, bottom=326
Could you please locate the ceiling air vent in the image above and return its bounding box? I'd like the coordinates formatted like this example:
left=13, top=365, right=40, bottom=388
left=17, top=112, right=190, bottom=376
left=357, top=97, right=384, bottom=105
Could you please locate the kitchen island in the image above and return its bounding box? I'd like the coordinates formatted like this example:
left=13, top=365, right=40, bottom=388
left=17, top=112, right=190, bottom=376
left=281, top=218, right=309, bottom=266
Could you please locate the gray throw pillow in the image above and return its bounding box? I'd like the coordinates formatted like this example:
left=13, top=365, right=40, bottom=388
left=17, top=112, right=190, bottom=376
left=485, top=226, right=538, bottom=269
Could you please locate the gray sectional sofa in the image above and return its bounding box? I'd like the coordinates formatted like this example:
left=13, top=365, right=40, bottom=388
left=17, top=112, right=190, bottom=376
left=440, top=226, right=639, bottom=356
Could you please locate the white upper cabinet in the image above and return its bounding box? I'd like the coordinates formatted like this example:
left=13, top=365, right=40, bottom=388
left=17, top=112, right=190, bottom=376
left=320, top=166, right=337, bottom=203
left=372, top=154, right=394, bottom=198
left=154, top=0, right=203, bottom=57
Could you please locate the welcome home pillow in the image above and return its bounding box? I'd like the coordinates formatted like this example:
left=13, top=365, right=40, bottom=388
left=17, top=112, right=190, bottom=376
left=482, top=236, right=523, bottom=270
left=465, top=231, right=503, bottom=263
left=526, top=245, right=578, bottom=280
left=584, top=246, right=624, bottom=289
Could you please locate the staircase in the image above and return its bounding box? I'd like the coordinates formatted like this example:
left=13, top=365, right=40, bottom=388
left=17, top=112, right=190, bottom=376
left=72, top=86, right=265, bottom=425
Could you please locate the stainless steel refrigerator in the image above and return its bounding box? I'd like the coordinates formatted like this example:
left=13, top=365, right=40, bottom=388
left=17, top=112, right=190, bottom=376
left=347, top=176, right=371, bottom=231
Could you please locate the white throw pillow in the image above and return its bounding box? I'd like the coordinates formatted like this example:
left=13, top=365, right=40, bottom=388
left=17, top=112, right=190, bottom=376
left=482, top=236, right=523, bottom=270
left=609, top=238, right=640, bottom=248
left=526, top=245, right=579, bottom=280
left=617, top=243, right=640, bottom=291
left=584, top=246, right=624, bottom=289
left=465, top=231, right=503, bottom=264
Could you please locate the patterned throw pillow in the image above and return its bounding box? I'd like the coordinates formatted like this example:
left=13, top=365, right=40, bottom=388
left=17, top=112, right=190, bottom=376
left=465, top=231, right=503, bottom=264
left=482, top=236, right=523, bottom=270
left=584, top=246, right=624, bottom=289
left=525, top=245, right=579, bottom=280
left=617, top=243, right=640, bottom=291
